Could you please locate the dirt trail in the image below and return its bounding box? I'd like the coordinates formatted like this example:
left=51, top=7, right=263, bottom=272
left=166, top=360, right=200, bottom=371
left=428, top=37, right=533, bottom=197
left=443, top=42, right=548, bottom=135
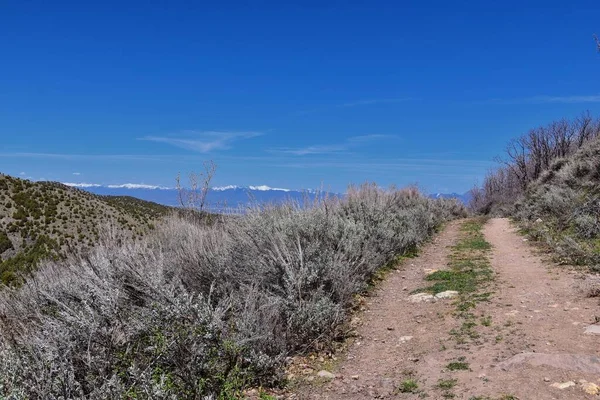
left=295, top=218, right=600, bottom=399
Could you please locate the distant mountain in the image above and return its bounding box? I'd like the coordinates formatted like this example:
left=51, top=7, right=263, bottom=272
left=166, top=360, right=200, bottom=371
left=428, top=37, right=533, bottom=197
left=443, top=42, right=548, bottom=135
left=65, top=183, right=472, bottom=208
left=70, top=184, right=333, bottom=211
left=428, top=192, right=472, bottom=205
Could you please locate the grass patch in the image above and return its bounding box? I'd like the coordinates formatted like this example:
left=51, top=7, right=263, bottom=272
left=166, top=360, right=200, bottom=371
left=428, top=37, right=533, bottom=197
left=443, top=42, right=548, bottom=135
left=397, top=379, right=419, bottom=393
left=417, top=218, right=495, bottom=347
left=419, top=218, right=492, bottom=298
left=446, top=361, right=470, bottom=371
left=436, top=378, right=458, bottom=390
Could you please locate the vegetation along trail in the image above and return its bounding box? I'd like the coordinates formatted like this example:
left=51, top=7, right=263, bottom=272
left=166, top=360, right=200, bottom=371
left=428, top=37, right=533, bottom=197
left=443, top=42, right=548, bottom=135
left=294, top=218, right=600, bottom=399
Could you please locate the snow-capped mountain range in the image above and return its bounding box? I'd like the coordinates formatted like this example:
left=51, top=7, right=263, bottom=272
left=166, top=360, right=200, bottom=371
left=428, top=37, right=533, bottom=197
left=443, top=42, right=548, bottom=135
left=64, top=183, right=328, bottom=210
left=63, top=183, right=470, bottom=209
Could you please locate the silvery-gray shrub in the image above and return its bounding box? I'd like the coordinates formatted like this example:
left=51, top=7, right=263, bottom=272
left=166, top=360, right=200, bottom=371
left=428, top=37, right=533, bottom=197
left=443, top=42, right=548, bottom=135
left=0, top=184, right=464, bottom=398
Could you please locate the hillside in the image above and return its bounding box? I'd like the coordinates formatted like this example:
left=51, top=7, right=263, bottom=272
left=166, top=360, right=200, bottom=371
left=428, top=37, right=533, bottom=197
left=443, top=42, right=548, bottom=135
left=470, top=113, right=600, bottom=269
left=516, top=135, right=600, bottom=268
left=0, top=174, right=171, bottom=285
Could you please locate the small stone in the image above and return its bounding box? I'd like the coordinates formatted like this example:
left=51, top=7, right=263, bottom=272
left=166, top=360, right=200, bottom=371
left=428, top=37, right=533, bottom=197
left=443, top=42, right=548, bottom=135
left=550, top=381, right=576, bottom=389
left=387, top=327, right=394, bottom=331
left=318, top=356, right=325, bottom=362
left=478, top=373, right=486, bottom=379
left=399, top=336, right=413, bottom=343
left=317, top=370, right=335, bottom=380
left=434, top=290, right=459, bottom=300
left=408, top=357, right=419, bottom=362
left=424, top=268, right=439, bottom=275
left=402, top=287, right=408, bottom=291
left=584, top=325, right=600, bottom=335
left=544, top=377, right=550, bottom=382
left=581, top=381, right=600, bottom=395
left=408, top=293, right=435, bottom=303
left=351, top=375, right=359, bottom=380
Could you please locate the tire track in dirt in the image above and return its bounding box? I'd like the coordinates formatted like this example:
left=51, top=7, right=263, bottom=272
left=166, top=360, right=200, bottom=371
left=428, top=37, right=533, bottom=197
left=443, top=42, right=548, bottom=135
left=291, top=218, right=600, bottom=399
left=294, top=220, right=464, bottom=399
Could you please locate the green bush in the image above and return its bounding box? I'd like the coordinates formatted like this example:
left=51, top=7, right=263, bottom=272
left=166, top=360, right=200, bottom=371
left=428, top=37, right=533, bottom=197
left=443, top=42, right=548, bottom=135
left=0, top=231, right=12, bottom=254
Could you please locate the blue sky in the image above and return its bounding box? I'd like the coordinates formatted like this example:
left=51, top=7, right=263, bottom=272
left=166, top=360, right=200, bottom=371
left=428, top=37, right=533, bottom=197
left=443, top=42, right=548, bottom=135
left=1, top=1, right=600, bottom=193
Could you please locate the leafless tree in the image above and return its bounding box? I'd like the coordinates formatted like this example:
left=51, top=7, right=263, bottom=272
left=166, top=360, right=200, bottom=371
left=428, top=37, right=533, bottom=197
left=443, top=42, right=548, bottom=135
left=175, top=160, right=217, bottom=212
left=502, top=137, right=529, bottom=189
left=472, top=113, right=600, bottom=215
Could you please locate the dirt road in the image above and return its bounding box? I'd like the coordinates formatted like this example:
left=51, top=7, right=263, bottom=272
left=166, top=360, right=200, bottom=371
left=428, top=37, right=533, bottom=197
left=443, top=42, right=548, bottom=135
left=294, top=218, right=600, bottom=399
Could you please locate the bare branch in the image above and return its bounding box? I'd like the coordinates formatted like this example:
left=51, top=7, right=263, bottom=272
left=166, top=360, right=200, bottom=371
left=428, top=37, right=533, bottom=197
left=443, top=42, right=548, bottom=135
left=175, top=161, right=217, bottom=213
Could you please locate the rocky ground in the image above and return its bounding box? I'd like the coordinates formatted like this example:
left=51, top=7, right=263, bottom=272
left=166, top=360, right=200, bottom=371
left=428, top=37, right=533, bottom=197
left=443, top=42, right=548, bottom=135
left=281, top=218, right=600, bottom=399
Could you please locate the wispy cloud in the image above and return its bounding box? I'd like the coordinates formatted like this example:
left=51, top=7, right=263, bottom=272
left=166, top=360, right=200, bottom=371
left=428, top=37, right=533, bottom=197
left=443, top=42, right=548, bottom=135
left=140, top=131, right=263, bottom=153
left=338, top=98, right=413, bottom=107
left=269, top=134, right=396, bottom=156
left=72, top=172, right=81, bottom=176
left=295, top=98, right=413, bottom=116
left=0, top=152, right=167, bottom=161
left=272, top=158, right=493, bottom=172
left=485, top=94, right=600, bottom=105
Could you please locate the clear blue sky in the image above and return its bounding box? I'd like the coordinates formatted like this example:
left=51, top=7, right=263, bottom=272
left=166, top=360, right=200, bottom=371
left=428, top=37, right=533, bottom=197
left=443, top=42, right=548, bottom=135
left=1, top=1, right=599, bottom=193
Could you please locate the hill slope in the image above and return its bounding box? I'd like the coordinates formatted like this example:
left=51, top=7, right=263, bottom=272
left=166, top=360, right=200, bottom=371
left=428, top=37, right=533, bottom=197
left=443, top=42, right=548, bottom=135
left=0, top=174, right=171, bottom=284
left=516, top=135, right=600, bottom=268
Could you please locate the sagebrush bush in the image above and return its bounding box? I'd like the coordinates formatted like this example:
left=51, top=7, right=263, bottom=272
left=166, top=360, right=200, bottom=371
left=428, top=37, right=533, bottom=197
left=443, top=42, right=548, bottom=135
left=513, top=136, right=600, bottom=267
left=0, top=184, right=465, bottom=398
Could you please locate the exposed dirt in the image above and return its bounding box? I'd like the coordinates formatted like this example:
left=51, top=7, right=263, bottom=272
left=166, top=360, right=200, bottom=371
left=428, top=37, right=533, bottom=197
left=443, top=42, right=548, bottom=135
left=291, top=218, right=600, bottom=399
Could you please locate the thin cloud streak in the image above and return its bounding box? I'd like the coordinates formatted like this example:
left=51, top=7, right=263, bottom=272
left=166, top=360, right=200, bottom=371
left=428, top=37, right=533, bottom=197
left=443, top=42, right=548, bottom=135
left=0, top=152, right=168, bottom=161
left=269, top=134, right=397, bottom=156
left=484, top=94, right=600, bottom=105
left=270, top=158, right=494, bottom=172
left=338, top=98, right=414, bottom=107
left=140, top=131, right=263, bottom=153
left=294, top=97, right=413, bottom=116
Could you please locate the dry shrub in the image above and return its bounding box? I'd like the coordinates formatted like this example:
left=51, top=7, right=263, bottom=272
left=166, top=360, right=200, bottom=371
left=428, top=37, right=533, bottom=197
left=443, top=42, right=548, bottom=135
left=0, top=184, right=465, bottom=398
left=578, top=275, right=600, bottom=298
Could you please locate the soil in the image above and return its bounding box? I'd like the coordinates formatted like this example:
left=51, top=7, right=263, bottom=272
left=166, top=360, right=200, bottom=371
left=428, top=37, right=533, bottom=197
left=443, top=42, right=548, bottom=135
left=291, top=218, right=600, bottom=399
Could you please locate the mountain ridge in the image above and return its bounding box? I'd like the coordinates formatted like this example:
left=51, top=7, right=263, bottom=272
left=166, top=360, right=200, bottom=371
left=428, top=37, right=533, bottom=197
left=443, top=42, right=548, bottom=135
left=63, top=183, right=471, bottom=208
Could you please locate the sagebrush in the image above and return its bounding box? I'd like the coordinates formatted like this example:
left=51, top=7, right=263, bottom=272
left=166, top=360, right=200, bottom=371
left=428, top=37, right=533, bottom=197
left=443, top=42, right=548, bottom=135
left=0, top=184, right=465, bottom=399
